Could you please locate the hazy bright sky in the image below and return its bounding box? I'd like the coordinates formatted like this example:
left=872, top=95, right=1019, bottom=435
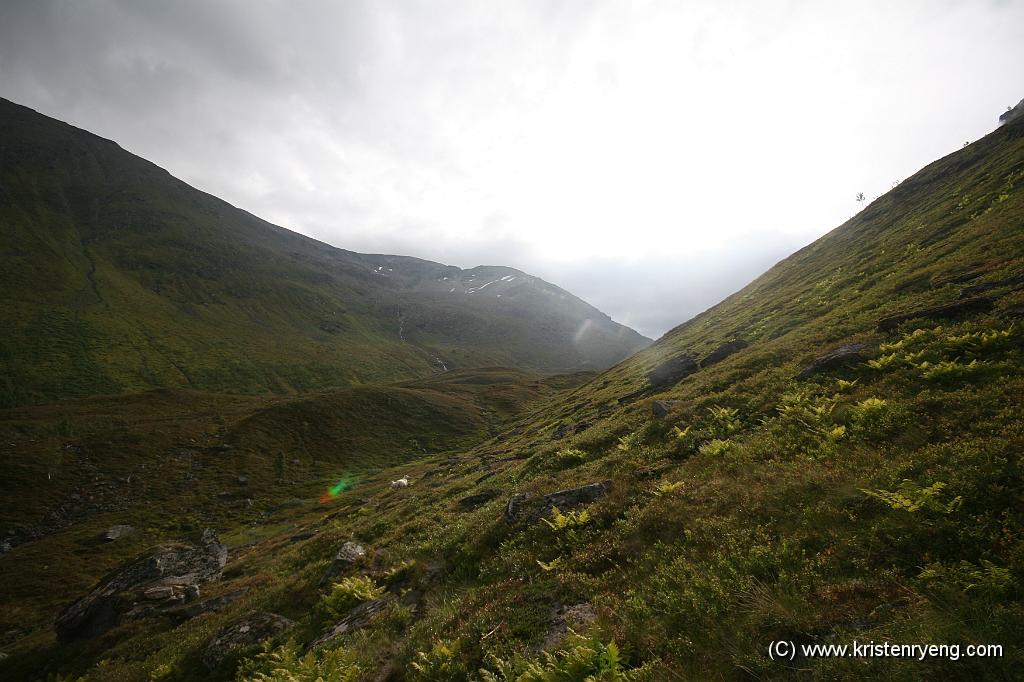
left=2, top=1, right=1022, bottom=338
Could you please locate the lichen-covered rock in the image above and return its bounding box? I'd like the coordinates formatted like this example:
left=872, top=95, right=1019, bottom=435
left=541, top=480, right=612, bottom=514
left=202, top=612, right=294, bottom=670
left=55, top=529, right=227, bottom=643
left=505, top=481, right=612, bottom=524
left=318, top=541, right=367, bottom=586
left=504, top=492, right=532, bottom=524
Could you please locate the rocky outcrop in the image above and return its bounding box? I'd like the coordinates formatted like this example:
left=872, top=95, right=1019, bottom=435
left=202, top=612, right=295, bottom=670
left=128, top=587, right=248, bottom=624
left=56, top=529, right=227, bottom=643
left=700, top=339, right=749, bottom=367
left=876, top=297, right=994, bottom=331
left=310, top=596, right=392, bottom=648
left=318, top=541, right=366, bottom=587
left=647, top=355, right=699, bottom=389
left=542, top=481, right=612, bottom=512
left=795, top=343, right=869, bottom=380
left=505, top=481, right=613, bottom=524
left=960, top=274, right=1024, bottom=299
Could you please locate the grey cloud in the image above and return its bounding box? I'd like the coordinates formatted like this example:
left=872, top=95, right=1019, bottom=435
left=2, top=0, right=1023, bottom=341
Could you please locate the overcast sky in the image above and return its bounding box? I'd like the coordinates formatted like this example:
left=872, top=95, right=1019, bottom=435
left=2, top=1, right=1022, bottom=338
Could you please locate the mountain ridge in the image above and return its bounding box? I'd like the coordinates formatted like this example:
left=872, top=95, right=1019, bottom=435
left=0, top=97, right=649, bottom=407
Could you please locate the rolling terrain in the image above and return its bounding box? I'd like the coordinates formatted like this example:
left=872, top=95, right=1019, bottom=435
left=0, top=98, right=649, bottom=408
left=0, top=104, right=1023, bottom=681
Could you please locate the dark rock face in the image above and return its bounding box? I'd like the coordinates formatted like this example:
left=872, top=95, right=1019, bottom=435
left=311, top=597, right=392, bottom=648
left=701, top=339, right=749, bottom=367
left=318, top=541, right=366, bottom=587
left=56, top=529, right=227, bottom=643
left=795, top=343, right=869, bottom=380
left=960, top=274, right=1024, bottom=298
left=103, top=525, right=134, bottom=541
left=876, top=297, right=994, bottom=331
left=505, top=481, right=613, bottom=524
left=647, top=355, right=699, bottom=389
left=202, top=612, right=295, bottom=670
left=651, top=400, right=683, bottom=418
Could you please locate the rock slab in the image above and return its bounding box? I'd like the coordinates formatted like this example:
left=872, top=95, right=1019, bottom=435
left=56, top=529, right=227, bottom=643
left=505, top=481, right=613, bottom=524
left=202, top=612, right=295, bottom=670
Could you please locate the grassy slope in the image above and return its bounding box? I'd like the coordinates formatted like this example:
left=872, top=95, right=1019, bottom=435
left=1, top=116, right=1023, bottom=680
left=0, top=368, right=589, bottom=674
left=0, top=98, right=648, bottom=408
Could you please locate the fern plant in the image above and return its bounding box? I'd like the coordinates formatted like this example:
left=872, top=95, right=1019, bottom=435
left=554, top=447, right=589, bottom=467
left=707, top=406, right=742, bottom=438
left=698, top=438, right=732, bottom=457
left=616, top=432, right=642, bottom=452
left=861, top=480, right=962, bottom=514
left=236, top=641, right=361, bottom=681
left=919, top=358, right=988, bottom=381
left=410, top=639, right=468, bottom=681
left=480, top=632, right=638, bottom=681
left=652, top=480, right=684, bottom=497
left=322, top=576, right=384, bottom=619
left=918, top=559, right=1016, bottom=597
left=543, top=507, right=591, bottom=532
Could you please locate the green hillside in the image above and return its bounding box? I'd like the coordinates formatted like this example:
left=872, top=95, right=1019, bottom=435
left=0, top=98, right=648, bottom=408
left=1, top=109, right=1023, bottom=681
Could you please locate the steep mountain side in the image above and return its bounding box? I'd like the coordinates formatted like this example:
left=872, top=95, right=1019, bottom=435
left=0, top=98, right=648, bottom=407
left=2, top=111, right=1022, bottom=680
